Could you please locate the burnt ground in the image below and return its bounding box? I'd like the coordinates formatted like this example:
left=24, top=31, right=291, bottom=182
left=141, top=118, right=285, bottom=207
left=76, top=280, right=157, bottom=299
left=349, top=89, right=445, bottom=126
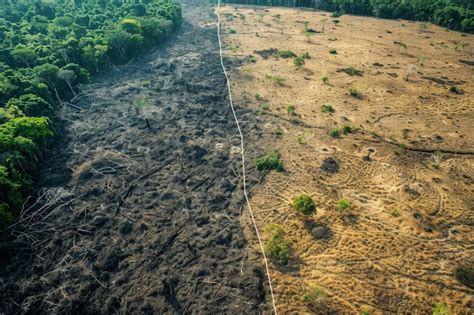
left=0, top=2, right=269, bottom=314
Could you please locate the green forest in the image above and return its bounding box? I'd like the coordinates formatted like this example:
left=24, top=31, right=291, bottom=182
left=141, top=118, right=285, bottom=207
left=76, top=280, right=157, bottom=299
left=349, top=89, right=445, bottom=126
left=0, top=0, right=182, bottom=229
left=223, top=0, right=474, bottom=33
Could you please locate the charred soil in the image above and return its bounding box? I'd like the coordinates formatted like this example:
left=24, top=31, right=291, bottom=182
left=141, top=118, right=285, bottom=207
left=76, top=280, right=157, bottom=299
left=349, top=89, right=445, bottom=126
left=0, top=3, right=270, bottom=314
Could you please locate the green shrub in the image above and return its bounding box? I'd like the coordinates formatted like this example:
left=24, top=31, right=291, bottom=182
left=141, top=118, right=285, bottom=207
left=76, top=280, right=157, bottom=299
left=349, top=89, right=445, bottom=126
left=294, top=56, right=305, bottom=68
left=228, top=28, right=236, bottom=34
left=287, top=105, right=296, bottom=115
left=329, top=48, right=338, bottom=54
left=293, top=194, right=316, bottom=215
left=255, top=152, right=284, bottom=171
left=350, top=87, right=363, bottom=99
left=261, top=102, right=270, bottom=111
left=321, top=104, right=335, bottom=113
left=264, top=223, right=293, bottom=265
left=343, top=125, right=353, bottom=134
left=432, top=302, right=451, bottom=315
left=302, top=284, right=327, bottom=303
left=279, top=50, right=296, bottom=58
left=329, top=128, right=340, bottom=138
left=336, top=198, right=351, bottom=211
left=273, top=129, right=284, bottom=138
left=322, top=76, right=330, bottom=84
left=449, top=85, right=459, bottom=93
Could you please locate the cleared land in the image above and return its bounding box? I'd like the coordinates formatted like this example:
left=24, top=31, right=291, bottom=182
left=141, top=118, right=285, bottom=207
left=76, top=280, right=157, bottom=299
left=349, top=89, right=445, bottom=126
left=221, top=4, right=474, bottom=314
left=0, top=4, right=268, bottom=313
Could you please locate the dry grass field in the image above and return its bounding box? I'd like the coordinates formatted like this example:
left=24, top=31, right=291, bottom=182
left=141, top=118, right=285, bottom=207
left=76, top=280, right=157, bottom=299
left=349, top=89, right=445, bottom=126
left=220, top=4, right=474, bottom=314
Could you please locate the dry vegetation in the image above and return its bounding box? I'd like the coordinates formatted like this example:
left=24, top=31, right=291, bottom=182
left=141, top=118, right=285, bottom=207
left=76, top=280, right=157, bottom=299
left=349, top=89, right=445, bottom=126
left=221, top=5, right=474, bottom=314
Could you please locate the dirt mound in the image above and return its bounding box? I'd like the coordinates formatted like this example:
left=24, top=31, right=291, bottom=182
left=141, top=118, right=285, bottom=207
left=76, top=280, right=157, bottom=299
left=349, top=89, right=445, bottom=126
left=0, top=3, right=269, bottom=313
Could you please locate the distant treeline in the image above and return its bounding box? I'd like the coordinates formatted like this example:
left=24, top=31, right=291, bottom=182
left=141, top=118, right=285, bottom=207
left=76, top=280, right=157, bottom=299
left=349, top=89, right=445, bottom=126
left=0, top=0, right=182, bottom=230
left=222, top=0, right=474, bottom=33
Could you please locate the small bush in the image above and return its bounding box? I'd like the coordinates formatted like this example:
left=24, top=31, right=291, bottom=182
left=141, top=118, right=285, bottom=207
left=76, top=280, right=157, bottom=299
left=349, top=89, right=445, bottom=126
left=329, top=48, right=338, bottom=54
left=343, top=125, right=353, bottom=134
left=294, top=56, right=305, bottom=68
left=329, top=128, right=340, bottom=138
left=228, top=28, right=236, bottom=34
left=332, top=12, right=342, bottom=18
left=287, top=105, right=296, bottom=115
left=273, top=129, right=284, bottom=138
left=336, top=198, right=351, bottom=211
left=255, top=152, right=284, bottom=171
left=432, top=302, right=451, bottom=315
left=302, top=284, right=327, bottom=303
left=449, top=85, right=460, bottom=94
left=264, top=223, right=293, bottom=266
left=322, top=76, right=329, bottom=84
left=321, top=104, right=335, bottom=113
left=333, top=19, right=340, bottom=24
left=293, top=194, right=316, bottom=215
left=255, top=93, right=262, bottom=100
left=349, top=87, right=363, bottom=99
left=279, top=50, right=296, bottom=58
left=302, top=52, right=311, bottom=59
left=261, top=102, right=270, bottom=111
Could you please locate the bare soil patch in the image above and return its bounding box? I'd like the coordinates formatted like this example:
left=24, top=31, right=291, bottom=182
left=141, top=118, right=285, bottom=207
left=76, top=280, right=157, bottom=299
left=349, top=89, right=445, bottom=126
left=221, top=4, right=474, bottom=314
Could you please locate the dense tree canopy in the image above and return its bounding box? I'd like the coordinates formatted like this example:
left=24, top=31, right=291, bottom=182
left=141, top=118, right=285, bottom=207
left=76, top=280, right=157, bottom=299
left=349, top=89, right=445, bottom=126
left=223, top=0, right=474, bottom=33
left=0, top=0, right=182, bottom=229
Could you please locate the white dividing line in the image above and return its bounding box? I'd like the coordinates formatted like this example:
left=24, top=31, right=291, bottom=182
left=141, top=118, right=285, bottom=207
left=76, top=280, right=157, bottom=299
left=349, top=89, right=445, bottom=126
left=214, top=1, right=277, bottom=314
